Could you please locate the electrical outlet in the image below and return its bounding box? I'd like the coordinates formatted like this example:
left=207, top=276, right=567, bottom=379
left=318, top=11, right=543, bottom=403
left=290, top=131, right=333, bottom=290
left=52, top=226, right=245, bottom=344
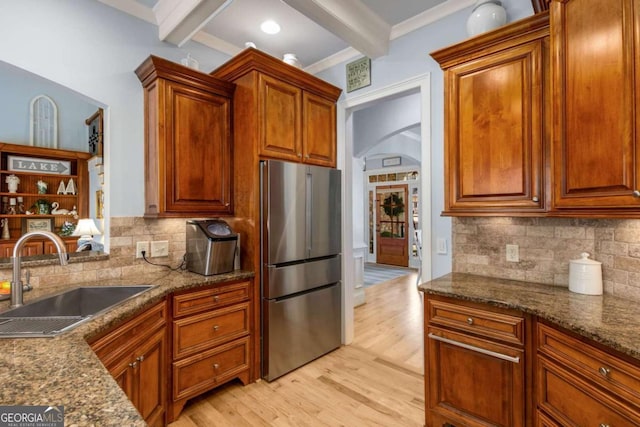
left=150, top=240, right=169, bottom=258
left=506, top=244, right=519, bottom=262
left=136, top=241, right=149, bottom=259
left=436, top=238, right=447, bottom=255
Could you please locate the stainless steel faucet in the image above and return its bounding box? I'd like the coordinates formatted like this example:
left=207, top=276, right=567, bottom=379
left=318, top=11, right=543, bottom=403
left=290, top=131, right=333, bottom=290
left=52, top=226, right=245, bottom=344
left=10, top=231, right=68, bottom=308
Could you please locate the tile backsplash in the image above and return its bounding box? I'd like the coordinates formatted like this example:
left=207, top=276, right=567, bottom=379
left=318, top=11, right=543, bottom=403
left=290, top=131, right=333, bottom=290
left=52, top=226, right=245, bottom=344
left=453, top=217, right=640, bottom=301
left=0, top=217, right=188, bottom=289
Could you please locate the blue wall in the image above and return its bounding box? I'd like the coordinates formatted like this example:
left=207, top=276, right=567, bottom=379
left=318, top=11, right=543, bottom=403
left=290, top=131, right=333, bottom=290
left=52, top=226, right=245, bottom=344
left=0, top=61, right=97, bottom=151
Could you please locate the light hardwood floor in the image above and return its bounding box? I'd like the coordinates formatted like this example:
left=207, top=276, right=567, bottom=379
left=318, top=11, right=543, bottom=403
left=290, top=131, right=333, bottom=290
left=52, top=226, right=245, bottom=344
left=169, top=272, right=424, bottom=427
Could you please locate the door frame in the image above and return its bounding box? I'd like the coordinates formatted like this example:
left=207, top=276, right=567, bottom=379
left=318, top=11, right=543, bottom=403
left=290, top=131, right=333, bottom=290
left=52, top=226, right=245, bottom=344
left=338, top=73, right=432, bottom=344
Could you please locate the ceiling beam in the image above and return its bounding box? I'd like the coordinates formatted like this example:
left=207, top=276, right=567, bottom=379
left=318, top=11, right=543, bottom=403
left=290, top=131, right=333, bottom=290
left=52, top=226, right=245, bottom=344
left=281, top=0, right=390, bottom=58
left=154, top=0, right=233, bottom=47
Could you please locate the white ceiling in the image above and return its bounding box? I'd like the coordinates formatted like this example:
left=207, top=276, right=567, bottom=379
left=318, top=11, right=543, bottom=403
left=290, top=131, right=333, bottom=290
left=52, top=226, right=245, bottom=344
left=99, top=0, right=473, bottom=73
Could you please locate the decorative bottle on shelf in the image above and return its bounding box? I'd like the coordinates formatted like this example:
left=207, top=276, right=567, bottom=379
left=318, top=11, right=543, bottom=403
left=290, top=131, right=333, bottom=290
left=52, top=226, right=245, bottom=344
left=17, top=197, right=24, bottom=214
left=1, top=219, right=9, bottom=240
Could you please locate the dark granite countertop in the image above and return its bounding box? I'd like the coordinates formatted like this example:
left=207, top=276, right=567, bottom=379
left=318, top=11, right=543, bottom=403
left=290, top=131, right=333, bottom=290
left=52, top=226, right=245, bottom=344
left=0, top=269, right=254, bottom=426
left=419, top=273, right=640, bottom=360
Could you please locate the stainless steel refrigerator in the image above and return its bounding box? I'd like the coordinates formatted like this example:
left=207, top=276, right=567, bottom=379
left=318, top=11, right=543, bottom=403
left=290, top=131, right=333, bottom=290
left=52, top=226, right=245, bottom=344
left=260, top=159, right=342, bottom=381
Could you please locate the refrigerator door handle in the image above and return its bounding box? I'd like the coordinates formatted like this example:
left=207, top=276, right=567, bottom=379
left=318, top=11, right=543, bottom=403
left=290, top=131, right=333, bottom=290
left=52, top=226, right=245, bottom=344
left=306, top=171, right=312, bottom=256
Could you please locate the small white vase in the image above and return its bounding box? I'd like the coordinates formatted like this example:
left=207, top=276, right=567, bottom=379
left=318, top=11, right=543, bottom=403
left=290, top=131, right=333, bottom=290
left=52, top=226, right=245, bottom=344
left=466, top=0, right=507, bottom=37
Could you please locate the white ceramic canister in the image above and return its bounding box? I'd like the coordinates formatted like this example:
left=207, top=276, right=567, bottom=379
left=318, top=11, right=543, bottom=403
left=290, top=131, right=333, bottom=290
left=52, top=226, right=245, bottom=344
left=466, top=0, right=507, bottom=37
left=283, top=53, right=302, bottom=68
left=568, top=252, right=603, bottom=295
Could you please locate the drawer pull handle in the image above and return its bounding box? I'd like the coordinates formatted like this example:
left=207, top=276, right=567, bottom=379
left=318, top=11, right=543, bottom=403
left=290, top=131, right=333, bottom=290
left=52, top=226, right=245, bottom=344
left=213, top=295, right=220, bottom=302
left=599, top=366, right=611, bottom=377
left=466, top=317, right=474, bottom=325
left=213, top=363, right=220, bottom=370
left=633, top=190, right=640, bottom=198
left=213, top=325, right=220, bottom=331
left=600, top=424, right=610, bottom=427
left=428, top=333, right=520, bottom=363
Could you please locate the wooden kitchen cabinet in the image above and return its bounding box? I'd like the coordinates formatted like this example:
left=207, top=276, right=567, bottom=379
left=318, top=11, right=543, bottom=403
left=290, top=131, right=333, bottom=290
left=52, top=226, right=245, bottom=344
left=90, top=300, right=167, bottom=427
left=168, top=280, right=252, bottom=422
left=424, top=295, right=531, bottom=426
left=536, top=321, right=640, bottom=425
left=258, top=73, right=302, bottom=162
left=550, top=0, right=640, bottom=212
left=431, top=13, right=549, bottom=215
left=135, top=55, right=235, bottom=218
left=211, top=47, right=341, bottom=168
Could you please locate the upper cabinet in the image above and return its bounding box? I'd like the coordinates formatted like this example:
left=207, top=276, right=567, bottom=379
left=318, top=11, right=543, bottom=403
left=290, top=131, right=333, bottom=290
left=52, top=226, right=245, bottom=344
left=550, top=0, right=640, bottom=212
left=435, top=2, right=640, bottom=218
left=135, top=56, right=235, bottom=218
left=211, top=48, right=341, bottom=168
left=432, top=13, right=550, bottom=215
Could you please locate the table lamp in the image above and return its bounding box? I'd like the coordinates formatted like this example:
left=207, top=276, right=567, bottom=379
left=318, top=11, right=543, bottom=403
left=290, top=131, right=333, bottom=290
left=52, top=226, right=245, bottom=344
left=72, top=218, right=102, bottom=251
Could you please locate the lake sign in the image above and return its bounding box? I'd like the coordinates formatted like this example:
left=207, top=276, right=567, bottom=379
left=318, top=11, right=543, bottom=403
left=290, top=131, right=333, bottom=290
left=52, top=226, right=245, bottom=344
left=7, top=155, right=71, bottom=175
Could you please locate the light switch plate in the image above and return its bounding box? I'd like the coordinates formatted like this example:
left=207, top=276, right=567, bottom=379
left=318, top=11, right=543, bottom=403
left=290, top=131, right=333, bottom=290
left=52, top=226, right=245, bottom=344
left=436, top=238, right=447, bottom=255
left=150, top=240, right=169, bottom=258
left=506, top=244, right=519, bottom=262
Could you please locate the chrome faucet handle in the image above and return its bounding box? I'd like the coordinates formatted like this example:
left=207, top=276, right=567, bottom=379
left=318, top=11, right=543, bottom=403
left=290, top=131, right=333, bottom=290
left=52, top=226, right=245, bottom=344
left=23, top=269, right=32, bottom=292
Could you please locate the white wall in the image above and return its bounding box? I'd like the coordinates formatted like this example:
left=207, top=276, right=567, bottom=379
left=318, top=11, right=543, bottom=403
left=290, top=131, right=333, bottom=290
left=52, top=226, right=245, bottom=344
left=317, top=0, right=534, bottom=279
left=0, top=0, right=231, bottom=217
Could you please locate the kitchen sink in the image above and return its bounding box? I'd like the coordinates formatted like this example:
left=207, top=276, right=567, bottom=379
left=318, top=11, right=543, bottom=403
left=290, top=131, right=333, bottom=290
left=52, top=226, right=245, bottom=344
left=0, top=285, right=153, bottom=338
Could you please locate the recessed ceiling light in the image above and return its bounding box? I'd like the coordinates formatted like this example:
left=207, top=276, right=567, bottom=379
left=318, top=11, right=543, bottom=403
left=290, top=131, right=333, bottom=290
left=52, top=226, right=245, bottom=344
left=261, top=20, right=281, bottom=35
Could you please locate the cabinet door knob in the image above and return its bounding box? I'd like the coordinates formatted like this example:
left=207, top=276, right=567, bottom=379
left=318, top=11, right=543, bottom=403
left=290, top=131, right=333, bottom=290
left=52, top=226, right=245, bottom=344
left=600, top=424, right=610, bottom=427
left=297, top=153, right=302, bottom=158
left=213, top=325, right=220, bottom=331
left=129, top=361, right=137, bottom=368
left=213, top=295, right=220, bottom=302
left=532, top=196, right=539, bottom=202
left=599, top=366, right=611, bottom=377
left=213, top=363, right=220, bottom=370
left=225, top=202, right=230, bottom=207
left=466, top=317, right=474, bottom=325
left=633, top=190, right=640, bottom=198
left=136, top=355, right=144, bottom=362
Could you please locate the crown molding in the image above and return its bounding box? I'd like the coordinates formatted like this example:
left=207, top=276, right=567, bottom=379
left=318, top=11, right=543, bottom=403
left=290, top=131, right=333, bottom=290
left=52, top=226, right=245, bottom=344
left=390, top=0, right=475, bottom=40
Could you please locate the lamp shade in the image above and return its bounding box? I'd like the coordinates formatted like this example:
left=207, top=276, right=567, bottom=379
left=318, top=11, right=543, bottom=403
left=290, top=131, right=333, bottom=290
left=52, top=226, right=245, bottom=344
left=72, top=218, right=102, bottom=237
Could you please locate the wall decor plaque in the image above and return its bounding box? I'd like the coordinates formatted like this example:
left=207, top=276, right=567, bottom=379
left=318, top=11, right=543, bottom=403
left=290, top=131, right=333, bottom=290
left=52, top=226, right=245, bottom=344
left=346, top=57, right=371, bottom=93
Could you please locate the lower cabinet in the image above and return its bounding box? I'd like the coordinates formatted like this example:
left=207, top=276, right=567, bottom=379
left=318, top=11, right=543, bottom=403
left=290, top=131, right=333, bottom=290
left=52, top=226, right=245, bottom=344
left=536, top=321, right=640, bottom=426
left=89, top=279, right=255, bottom=426
left=424, top=295, right=640, bottom=427
left=424, top=295, right=529, bottom=427
left=167, top=280, right=252, bottom=422
left=90, top=300, right=167, bottom=427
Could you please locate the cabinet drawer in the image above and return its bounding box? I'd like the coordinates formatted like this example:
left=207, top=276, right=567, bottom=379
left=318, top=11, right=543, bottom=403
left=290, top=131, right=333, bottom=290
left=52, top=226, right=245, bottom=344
left=91, top=300, right=167, bottom=364
left=427, top=298, right=525, bottom=346
left=537, top=322, right=640, bottom=410
left=172, top=281, right=250, bottom=318
left=172, top=336, right=249, bottom=401
left=537, top=355, right=640, bottom=426
left=426, top=327, right=525, bottom=427
left=173, top=302, right=249, bottom=359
